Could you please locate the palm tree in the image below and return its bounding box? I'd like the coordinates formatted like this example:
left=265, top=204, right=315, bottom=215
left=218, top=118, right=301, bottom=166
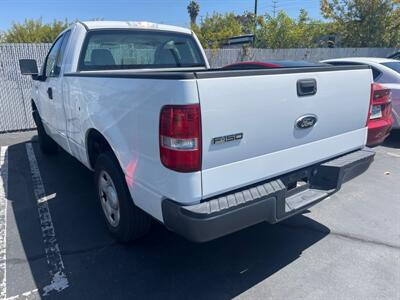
left=187, top=1, right=200, bottom=25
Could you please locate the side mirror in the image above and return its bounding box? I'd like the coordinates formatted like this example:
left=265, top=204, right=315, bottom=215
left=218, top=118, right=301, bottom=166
left=19, top=59, right=39, bottom=80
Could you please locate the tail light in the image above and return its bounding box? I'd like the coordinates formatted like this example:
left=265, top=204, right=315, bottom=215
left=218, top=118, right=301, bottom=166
left=372, top=84, right=391, bottom=104
left=159, top=104, right=201, bottom=172
left=368, top=83, right=392, bottom=124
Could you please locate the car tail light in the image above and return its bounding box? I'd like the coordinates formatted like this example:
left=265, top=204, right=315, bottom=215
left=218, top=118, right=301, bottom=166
left=159, top=104, right=201, bottom=172
left=372, top=84, right=391, bottom=104
left=368, top=83, right=392, bottom=124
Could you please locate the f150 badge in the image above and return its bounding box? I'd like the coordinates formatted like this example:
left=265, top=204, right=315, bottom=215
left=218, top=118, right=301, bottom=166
left=212, top=133, right=243, bottom=145
left=296, top=114, right=318, bottom=129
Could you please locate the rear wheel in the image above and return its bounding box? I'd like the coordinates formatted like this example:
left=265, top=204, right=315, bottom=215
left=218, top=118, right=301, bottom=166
left=33, top=111, right=58, bottom=155
left=95, top=152, right=152, bottom=242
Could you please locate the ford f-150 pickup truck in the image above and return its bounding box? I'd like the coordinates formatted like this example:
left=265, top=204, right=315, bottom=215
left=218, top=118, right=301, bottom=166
left=19, top=21, right=375, bottom=243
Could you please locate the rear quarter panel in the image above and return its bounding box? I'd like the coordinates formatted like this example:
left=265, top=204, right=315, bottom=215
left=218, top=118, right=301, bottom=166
left=63, top=76, right=201, bottom=220
left=392, top=89, right=400, bottom=129
left=380, top=84, right=400, bottom=129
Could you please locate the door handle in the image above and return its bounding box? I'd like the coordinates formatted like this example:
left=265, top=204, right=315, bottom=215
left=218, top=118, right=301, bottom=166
left=297, top=79, right=317, bottom=97
left=47, top=87, right=53, bottom=100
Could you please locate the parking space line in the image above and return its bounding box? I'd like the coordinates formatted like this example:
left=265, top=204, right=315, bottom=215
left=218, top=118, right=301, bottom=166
left=25, top=143, right=69, bottom=296
left=5, top=289, right=38, bottom=300
left=386, top=152, right=400, bottom=158
left=0, top=147, right=8, bottom=300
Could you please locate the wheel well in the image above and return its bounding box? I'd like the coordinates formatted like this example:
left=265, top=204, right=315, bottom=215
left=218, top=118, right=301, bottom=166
left=86, top=129, right=113, bottom=169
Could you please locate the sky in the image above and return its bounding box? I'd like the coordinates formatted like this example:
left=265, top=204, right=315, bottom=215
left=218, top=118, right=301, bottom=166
left=0, top=0, right=323, bottom=31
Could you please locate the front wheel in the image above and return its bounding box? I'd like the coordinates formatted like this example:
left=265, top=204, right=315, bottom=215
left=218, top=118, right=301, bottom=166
left=95, top=152, right=152, bottom=242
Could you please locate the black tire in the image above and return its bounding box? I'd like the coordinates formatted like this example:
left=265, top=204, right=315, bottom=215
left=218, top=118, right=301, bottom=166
left=33, top=111, right=58, bottom=155
left=95, top=152, right=152, bottom=242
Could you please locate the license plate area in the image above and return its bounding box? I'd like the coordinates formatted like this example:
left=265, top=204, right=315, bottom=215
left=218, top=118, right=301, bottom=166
left=280, top=169, right=311, bottom=197
left=370, top=105, right=382, bottom=119
left=277, top=166, right=328, bottom=219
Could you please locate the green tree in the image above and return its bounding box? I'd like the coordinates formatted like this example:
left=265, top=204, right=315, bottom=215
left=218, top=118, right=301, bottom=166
left=385, top=2, right=400, bottom=47
left=192, top=13, right=244, bottom=48
left=235, top=11, right=257, bottom=34
left=192, top=10, right=328, bottom=49
left=294, top=9, right=331, bottom=48
left=255, top=10, right=328, bottom=48
left=321, top=0, right=399, bottom=47
left=187, top=1, right=200, bottom=25
left=2, top=18, right=70, bottom=43
left=256, top=12, right=298, bottom=48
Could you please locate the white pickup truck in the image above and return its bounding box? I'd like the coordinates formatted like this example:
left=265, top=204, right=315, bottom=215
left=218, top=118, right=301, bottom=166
left=19, top=21, right=375, bottom=242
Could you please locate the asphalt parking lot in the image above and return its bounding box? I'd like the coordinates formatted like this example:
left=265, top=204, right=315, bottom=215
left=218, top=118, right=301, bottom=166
left=0, top=131, right=399, bottom=300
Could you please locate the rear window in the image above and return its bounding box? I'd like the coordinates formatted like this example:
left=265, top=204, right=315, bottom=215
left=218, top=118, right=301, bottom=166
left=79, top=30, right=206, bottom=71
left=381, top=62, right=400, bottom=74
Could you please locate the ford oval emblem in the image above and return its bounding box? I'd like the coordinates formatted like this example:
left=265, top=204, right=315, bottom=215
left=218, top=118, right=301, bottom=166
left=296, top=114, right=318, bottom=129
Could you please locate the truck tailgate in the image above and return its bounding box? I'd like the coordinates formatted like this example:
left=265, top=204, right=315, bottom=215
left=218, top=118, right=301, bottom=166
left=197, top=67, right=372, bottom=198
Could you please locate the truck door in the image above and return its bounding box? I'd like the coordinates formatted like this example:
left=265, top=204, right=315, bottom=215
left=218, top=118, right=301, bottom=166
left=39, top=31, right=71, bottom=151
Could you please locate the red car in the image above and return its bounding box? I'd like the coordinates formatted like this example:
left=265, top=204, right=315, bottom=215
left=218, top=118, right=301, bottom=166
left=367, top=83, right=393, bottom=145
left=223, top=61, right=393, bottom=146
left=222, top=60, right=326, bottom=70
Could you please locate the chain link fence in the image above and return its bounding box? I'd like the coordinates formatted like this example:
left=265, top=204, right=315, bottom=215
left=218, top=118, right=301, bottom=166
left=204, top=47, right=398, bottom=67
left=0, top=43, right=51, bottom=133
left=0, top=44, right=398, bottom=133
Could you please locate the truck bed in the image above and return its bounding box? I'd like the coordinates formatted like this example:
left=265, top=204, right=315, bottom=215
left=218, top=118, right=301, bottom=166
left=63, top=64, right=372, bottom=219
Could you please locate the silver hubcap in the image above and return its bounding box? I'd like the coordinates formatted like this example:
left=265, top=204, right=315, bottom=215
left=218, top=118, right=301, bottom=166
left=98, top=170, right=120, bottom=228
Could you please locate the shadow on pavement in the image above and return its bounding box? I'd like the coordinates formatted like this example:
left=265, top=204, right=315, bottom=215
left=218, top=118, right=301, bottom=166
left=3, top=138, right=331, bottom=299
left=383, top=130, right=400, bottom=149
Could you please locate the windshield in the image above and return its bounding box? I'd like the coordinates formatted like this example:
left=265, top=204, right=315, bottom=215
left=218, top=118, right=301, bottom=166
left=381, top=62, right=400, bottom=74
left=79, top=30, right=206, bottom=71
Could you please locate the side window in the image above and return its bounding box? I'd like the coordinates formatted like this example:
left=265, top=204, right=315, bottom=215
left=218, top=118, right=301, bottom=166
left=371, top=67, right=382, bottom=81
left=45, top=36, right=64, bottom=77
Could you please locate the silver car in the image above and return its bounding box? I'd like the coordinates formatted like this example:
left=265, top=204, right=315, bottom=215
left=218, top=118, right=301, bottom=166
left=322, top=57, right=400, bottom=129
